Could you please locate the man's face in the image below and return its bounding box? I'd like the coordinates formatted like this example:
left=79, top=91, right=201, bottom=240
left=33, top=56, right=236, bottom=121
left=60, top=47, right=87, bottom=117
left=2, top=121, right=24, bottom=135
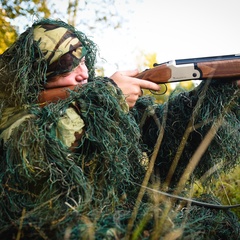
left=45, top=58, right=89, bottom=89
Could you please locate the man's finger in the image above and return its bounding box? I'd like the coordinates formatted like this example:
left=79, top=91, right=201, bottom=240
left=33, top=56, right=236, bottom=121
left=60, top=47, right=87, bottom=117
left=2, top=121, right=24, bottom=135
left=139, top=79, right=160, bottom=91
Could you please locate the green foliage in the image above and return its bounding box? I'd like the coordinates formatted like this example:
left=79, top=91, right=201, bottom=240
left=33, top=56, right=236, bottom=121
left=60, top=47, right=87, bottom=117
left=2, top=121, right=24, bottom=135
left=0, top=0, right=51, bottom=52
left=0, top=0, right=50, bottom=19
left=211, top=165, right=240, bottom=219
left=0, top=9, right=17, bottom=53
left=193, top=164, right=240, bottom=220
left=0, top=0, right=135, bottom=53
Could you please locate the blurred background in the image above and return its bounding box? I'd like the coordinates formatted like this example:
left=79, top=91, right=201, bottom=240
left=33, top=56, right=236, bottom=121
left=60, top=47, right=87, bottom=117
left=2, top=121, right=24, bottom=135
left=1, top=0, right=239, bottom=76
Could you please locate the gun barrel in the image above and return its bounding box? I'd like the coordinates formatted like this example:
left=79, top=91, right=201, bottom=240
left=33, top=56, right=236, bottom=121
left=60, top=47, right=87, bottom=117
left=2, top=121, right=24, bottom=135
left=175, top=54, right=240, bottom=65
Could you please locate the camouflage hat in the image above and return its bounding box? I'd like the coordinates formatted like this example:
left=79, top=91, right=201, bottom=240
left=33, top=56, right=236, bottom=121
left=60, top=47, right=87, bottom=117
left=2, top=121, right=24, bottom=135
left=33, top=24, right=87, bottom=78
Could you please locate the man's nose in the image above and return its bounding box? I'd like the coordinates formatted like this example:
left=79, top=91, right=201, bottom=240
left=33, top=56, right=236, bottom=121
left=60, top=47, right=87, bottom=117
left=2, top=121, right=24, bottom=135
left=76, top=72, right=89, bottom=81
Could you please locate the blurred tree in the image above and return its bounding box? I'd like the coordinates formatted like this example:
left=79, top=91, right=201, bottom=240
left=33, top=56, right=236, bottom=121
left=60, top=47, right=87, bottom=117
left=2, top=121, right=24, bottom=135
left=0, top=0, right=50, bottom=21
left=0, top=0, right=51, bottom=52
left=176, top=80, right=195, bottom=91
left=0, top=8, right=17, bottom=53
left=67, top=0, right=79, bottom=26
left=66, top=0, right=137, bottom=35
left=0, top=0, right=139, bottom=52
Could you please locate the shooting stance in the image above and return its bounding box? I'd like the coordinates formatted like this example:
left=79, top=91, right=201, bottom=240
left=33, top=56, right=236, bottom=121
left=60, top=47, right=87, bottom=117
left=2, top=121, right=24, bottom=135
left=0, top=18, right=239, bottom=239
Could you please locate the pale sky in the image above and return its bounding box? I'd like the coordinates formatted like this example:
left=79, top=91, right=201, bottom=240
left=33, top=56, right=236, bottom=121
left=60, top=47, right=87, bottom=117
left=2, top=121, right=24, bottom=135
left=92, top=0, right=240, bottom=75
left=14, top=0, right=240, bottom=75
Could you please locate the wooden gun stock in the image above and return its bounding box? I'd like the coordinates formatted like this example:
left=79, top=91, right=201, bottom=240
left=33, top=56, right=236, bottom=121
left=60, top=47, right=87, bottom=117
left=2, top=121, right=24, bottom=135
left=136, top=64, right=172, bottom=83
left=38, top=86, right=76, bottom=107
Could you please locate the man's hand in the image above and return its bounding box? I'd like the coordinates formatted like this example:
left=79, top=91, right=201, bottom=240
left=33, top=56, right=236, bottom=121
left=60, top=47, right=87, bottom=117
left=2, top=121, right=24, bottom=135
left=110, top=69, right=160, bottom=108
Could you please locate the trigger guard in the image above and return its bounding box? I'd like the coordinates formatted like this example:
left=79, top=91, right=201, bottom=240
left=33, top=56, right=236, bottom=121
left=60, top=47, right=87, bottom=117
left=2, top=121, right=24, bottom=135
left=150, top=84, right=167, bottom=95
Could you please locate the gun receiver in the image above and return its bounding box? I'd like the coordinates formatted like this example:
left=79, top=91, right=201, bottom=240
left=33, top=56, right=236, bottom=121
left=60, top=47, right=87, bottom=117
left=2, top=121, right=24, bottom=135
left=136, top=54, right=240, bottom=83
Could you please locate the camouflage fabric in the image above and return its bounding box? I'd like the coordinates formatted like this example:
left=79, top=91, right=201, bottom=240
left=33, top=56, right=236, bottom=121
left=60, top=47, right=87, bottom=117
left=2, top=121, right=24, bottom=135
left=34, top=24, right=86, bottom=78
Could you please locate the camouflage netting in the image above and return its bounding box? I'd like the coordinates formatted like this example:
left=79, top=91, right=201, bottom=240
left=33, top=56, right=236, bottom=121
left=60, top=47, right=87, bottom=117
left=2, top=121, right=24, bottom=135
left=133, top=80, right=240, bottom=186
left=0, top=79, right=239, bottom=239
left=174, top=194, right=240, bottom=239
left=0, top=18, right=240, bottom=239
left=0, top=78, right=146, bottom=239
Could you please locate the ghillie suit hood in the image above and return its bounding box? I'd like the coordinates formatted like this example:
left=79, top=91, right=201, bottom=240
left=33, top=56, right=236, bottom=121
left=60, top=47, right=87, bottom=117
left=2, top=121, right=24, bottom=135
left=0, top=18, right=97, bottom=108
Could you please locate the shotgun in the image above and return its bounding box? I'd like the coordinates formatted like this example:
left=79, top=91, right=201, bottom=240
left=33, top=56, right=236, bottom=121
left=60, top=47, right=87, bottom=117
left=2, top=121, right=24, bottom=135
left=136, top=54, right=240, bottom=84
left=39, top=54, right=240, bottom=105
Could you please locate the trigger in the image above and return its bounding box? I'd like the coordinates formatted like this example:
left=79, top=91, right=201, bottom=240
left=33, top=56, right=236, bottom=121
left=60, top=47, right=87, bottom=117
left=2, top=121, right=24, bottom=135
left=150, top=84, right=167, bottom=95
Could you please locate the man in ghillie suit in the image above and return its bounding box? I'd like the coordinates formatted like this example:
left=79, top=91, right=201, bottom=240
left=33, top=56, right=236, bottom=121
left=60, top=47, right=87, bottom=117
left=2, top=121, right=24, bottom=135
left=0, top=18, right=239, bottom=239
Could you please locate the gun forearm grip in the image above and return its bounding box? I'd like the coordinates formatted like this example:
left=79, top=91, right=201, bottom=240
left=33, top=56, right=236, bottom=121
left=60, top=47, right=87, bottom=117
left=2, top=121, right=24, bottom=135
left=197, top=59, right=240, bottom=80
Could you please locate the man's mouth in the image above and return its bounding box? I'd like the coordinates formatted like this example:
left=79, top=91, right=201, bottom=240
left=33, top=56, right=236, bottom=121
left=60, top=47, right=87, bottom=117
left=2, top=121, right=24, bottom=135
left=79, top=79, right=88, bottom=85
